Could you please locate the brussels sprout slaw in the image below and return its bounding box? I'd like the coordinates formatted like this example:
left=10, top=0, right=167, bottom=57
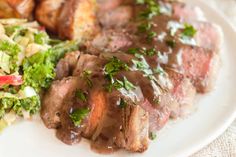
left=0, top=19, right=78, bottom=131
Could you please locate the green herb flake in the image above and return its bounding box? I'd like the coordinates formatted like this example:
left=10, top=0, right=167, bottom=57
left=145, top=48, right=157, bottom=56
left=104, top=57, right=129, bottom=81
left=82, top=70, right=93, bottom=87
left=149, top=132, right=157, bottom=140
left=153, top=67, right=164, bottom=75
left=119, top=98, right=127, bottom=108
left=138, top=22, right=152, bottom=33
left=113, top=79, right=124, bottom=90
left=182, top=24, right=197, bottom=37
left=76, top=90, right=87, bottom=102
left=165, top=40, right=176, bottom=48
left=127, top=48, right=140, bottom=54
left=138, top=0, right=160, bottom=19
left=70, top=108, right=90, bottom=126
left=123, top=77, right=136, bottom=91
left=147, top=31, right=157, bottom=41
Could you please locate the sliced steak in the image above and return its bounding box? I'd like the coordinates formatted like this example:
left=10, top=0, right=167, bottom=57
left=140, top=100, right=170, bottom=132
left=166, top=69, right=196, bottom=118
left=166, top=44, right=220, bottom=93
left=98, top=6, right=133, bottom=28
left=97, top=0, right=123, bottom=11
left=191, top=21, right=223, bottom=52
left=85, top=29, right=133, bottom=54
left=115, top=105, right=149, bottom=152
left=41, top=77, right=79, bottom=129
left=73, top=54, right=105, bottom=76
left=56, top=51, right=80, bottom=79
left=82, top=88, right=108, bottom=138
left=172, top=2, right=205, bottom=21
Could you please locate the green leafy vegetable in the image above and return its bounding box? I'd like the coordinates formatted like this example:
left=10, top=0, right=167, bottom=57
left=5, top=25, right=23, bottom=37
left=22, top=56, right=55, bottom=92
left=0, top=41, right=21, bottom=72
left=0, top=95, right=40, bottom=118
left=34, top=32, right=49, bottom=45
left=0, top=51, right=10, bottom=73
left=22, top=41, right=78, bottom=92
left=70, top=108, right=90, bottom=126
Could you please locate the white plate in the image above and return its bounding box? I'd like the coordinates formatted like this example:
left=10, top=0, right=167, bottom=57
left=1, top=0, right=236, bottom=157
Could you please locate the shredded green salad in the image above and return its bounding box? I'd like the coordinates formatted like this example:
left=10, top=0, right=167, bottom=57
left=0, top=19, right=78, bottom=131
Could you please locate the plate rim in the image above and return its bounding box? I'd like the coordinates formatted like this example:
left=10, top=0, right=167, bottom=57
left=177, top=0, right=236, bottom=156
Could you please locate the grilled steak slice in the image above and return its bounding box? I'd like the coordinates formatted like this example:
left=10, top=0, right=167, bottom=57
left=57, top=0, right=99, bottom=41
left=85, top=29, right=133, bottom=55
left=98, top=5, right=133, bottom=28
left=56, top=51, right=80, bottom=80
left=41, top=77, right=79, bottom=129
left=82, top=88, right=107, bottom=138
left=172, top=2, right=205, bottom=21
left=166, top=69, right=196, bottom=118
left=191, top=21, right=223, bottom=52
left=72, top=54, right=105, bottom=76
left=115, top=105, right=149, bottom=152
left=97, top=0, right=123, bottom=11
left=35, top=0, right=64, bottom=32
left=167, top=44, right=220, bottom=93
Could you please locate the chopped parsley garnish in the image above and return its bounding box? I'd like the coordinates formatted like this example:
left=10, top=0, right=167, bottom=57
left=70, top=107, right=90, bottom=126
left=181, top=24, right=197, bottom=37
left=138, top=0, right=161, bottom=19
left=118, top=98, right=127, bottom=108
left=165, top=40, right=176, bottom=48
left=76, top=89, right=87, bottom=102
left=147, top=31, right=157, bottom=41
left=82, top=70, right=93, bottom=87
left=153, top=67, right=164, bottom=75
left=127, top=47, right=157, bottom=56
left=104, top=57, right=129, bottom=80
left=153, top=96, right=161, bottom=105
left=127, top=48, right=140, bottom=54
left=104, top=57, right=129, bottom=92
left=123, top=77, right=136, bottom=91
left=107, top=77, right=136, bottom=92
left=132, top=56, right=150, bottom=73
left=149, top=132, right=157, bottom=140
left=138, top=22, right=152, bottom=33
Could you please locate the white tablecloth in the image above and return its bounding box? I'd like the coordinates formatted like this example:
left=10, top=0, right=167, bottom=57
left=191, top=0, right=236, bottom=156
